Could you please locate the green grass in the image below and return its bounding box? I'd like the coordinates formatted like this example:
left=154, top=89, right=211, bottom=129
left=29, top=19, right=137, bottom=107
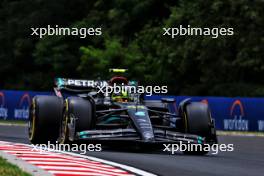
left=0, top=120, right=27, bottom=126
left=217, top=130, right=264, bottom=136
left=0, top=156, right=31, bottom=176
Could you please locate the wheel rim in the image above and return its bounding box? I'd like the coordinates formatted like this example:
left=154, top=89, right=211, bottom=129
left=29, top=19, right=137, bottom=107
left=183, top=111, right=188, bottom=133
left=59, top=100, right=69, bottom=144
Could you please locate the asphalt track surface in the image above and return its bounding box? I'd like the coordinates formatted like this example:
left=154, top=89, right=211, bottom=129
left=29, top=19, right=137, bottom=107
left=0, top=125, right=263, bottom=176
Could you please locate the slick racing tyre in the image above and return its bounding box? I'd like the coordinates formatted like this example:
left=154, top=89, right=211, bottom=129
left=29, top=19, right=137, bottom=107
left=29, top=95, right=63, bottom=144
left=182, top=102, right=214, bottom=155
left=58, top=97, right=95, bottom=144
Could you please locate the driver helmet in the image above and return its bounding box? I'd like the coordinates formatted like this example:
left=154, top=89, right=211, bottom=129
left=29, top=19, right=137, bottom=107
left=111, top=90, right=129, bottom=102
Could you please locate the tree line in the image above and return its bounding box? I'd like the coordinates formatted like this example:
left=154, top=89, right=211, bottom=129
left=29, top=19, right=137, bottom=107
left=0, top=0, right=263, bottom=96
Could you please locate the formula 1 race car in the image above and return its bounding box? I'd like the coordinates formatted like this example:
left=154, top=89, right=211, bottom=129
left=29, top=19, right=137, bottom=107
left=28, top=69, right=217, bottom=155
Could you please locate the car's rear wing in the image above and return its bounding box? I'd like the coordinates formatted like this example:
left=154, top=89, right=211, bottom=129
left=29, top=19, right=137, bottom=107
left=54, top=78, right=108, bottom=89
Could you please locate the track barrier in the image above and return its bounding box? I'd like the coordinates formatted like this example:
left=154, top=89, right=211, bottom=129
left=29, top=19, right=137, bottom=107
left=0, top=90, right=263, bottom=132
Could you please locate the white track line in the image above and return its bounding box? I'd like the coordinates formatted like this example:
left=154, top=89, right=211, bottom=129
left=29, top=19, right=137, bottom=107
left=25, top=145, right=157, bottom=176
left=0, top=141, right=157, bottom=176
left=50, top=149, right=157, bottom=176
left=49, top=170, right=131, bottom=176
left=31, top=161, right=123, bottom=172
left=29, top=161, right=116, bottom=169
left=6, top=151, right=51, bottom=154
left=20, top=157, right=70, bottom=161
left=39, top=166, right=131, bottom=176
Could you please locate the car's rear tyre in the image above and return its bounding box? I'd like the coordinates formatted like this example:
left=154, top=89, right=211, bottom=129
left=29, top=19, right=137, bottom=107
left=58, top=97, right=95, bottom=144
left=182, top=102, right=214, bottom=155
left=29, top=95, right=63, bottom=144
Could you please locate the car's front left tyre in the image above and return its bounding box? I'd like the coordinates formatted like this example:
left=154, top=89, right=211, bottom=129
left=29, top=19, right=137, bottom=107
left=28, top=95, right=63, bottom=144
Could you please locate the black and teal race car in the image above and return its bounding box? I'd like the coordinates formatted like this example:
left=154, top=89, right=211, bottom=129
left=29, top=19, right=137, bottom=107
left=28, top=70, right=217, bottom=155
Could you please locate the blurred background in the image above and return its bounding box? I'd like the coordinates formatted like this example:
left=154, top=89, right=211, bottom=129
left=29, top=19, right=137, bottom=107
left=0, top=0, right=263, bottom=96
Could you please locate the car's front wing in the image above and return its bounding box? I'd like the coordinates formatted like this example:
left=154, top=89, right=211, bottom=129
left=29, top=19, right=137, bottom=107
left=76, top=128, right=209, bottom=144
